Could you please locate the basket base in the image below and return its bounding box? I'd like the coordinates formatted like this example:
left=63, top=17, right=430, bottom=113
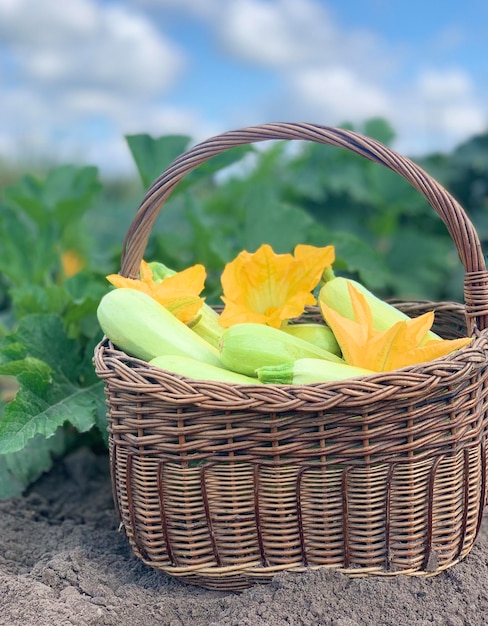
left=111, top=444, right=487, bottom=591
left=130, top=552, right=471, bottom=591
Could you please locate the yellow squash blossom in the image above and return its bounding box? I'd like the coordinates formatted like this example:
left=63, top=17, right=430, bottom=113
left=61, top=249, right=85, bottom=278
left=219, top=243, right=335, bottom=328
left=106, top=260, right=206, bottom=324
left=319, top=282, right=471, bottom=372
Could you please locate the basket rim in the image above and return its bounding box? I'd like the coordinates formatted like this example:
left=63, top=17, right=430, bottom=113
left=94, top=322, right=488, bottom=421
left=96, top=328, right=487, bottom=388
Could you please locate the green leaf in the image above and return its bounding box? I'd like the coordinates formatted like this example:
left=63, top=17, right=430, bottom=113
left=0, top=315, right=105, bottom=454
left=7, top=277, right=106, bottom=342
left=51, top=166, right=102, bottom=227
left=0, top=166, right=102, bottom=287
left=183, top=196, right=233, bottom=269
left=62, top=272, right=110, bottom=338
left=385, top=227, right=456, bottom=299
left=241, top=187, right=316, bottom=253
left=0, top=204, right=55, bottom=286
left=180, top=145, right=255, bottom=192
left=0, top=207, right=28, bottom=285
left=126, top=134, right=192, bottom=189
left=335, top=234, right=390, bottom=290
left=0, top=429, right=65, bottom=499
left=5, top=165, right=101, bottom=229
left=3, top=175, right=47, bottom=227
left=307, top=228, right=391, bottom=291
left=11, top=285, right=72, bottom=318
left=361, top=118, right=396, bottom=145
left=126, top=133, right=255, bottom=195
left=451, top=131, right=488, bottom=171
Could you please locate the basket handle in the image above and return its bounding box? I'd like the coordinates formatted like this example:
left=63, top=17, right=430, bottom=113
left=120, top=122, right=488, bottom=332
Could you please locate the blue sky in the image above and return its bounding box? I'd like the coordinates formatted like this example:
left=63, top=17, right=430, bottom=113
left=0, top=0, right=487, bottom=175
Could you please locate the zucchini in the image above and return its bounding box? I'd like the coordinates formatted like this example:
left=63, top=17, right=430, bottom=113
left=97, top=288, right=221, bottom=365
left=283, top=323, right=341, bottom=355
left=149, top=354, right=261, bottom=384
left=257, top=357, right=374, bottom=384
left=219, top=322, right=344, bottom=377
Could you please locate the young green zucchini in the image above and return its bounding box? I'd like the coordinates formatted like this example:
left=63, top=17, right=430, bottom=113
left=283, top=323, right=341, bottom=356
left=149, top=354, right=261, bottom=384
left=187, top=305, right=225, bottom=348
left=219, top=323, right=344, bottom=377
left=97, top=288, right=221, bottom=365
left=257, top=357, right=374, bottom=384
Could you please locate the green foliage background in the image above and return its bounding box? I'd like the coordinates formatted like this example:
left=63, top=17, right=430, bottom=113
left=0, top=118, right=487, bottom=497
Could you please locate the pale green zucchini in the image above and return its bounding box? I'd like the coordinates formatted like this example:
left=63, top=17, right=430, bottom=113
left=219, top=323, right=344, bottom=377
left=97, top=288, right=221, bottom=365
left=283, top=323, right=341, bottom=356
left=257, top=357, right=374, bottom=384
left=149, top=354, right=261, bottom=384
left=187, top=305, right=225, bottom=348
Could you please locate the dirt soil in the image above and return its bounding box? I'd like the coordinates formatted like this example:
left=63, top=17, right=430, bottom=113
left=1, top=447, right=487, bottom=626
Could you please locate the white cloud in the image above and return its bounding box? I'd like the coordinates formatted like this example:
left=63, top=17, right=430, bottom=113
left=87, top=107, right=221, bottom=175
left=417, top=69, right=472, bottom=101
left=0, top=0, right=193, bottom=171
left=201, top=0, right=406, bottom=136
left=103, top=96, right=234, bottom=172
left=0, top=81, right=210, bottom=173
left=290, top=66, right=392, bottom=122
left=0, top=0, right=184, bottom=93
left=0, top=0, right=98, bottom=45
left=114, top=104, right=212, bottom=142
left=218, top=0, right=324, bottom=66
left=399, top=69, right=487, bottom=151
left=208, top=1, right=487, bottom=154
left=216, top=0, right=393, bottom=78
left=0, top=0, right=486, bottom=174
left=441, top=103, right=486, bottom=137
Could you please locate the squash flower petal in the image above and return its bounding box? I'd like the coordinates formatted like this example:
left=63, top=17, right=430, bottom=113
left=386, top=336, right=472, bottom=371
left=320, top=281, right=471, bottom=372
left=106, top=260, right=206, bottom=323
left=61, top=250, right=85, bottom=278
left=219, top=243, right=335, bottom=328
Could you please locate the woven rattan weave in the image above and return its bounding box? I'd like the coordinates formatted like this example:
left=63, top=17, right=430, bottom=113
left=94, top=123, right=488, bottom=590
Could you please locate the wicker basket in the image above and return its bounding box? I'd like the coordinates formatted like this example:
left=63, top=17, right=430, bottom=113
left=94, top=123, right=488, bottom=590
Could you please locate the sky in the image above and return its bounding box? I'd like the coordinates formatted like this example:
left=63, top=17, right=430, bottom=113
left=0, top=0, right=487, bottom=176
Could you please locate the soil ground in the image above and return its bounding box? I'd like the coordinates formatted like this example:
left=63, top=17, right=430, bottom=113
left=1, top=447, right=487, bottom=626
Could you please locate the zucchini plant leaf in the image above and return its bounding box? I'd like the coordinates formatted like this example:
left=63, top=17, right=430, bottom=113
left=0, top=314, right=105, bottom=455
left=0, top=204, right=58, bottom=286
left=241, top=186, right=316, bottom=253
left=4, top=165, right=101, bottom=230
left=126, top=133, right=255, bottom=194
left=126, top=134, right=192, bottom=189
left=0, top=165, right=102, bottom=288
left=325, top=230, right=391, bottom=291
left=0, top=429, right=66, bottom=499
